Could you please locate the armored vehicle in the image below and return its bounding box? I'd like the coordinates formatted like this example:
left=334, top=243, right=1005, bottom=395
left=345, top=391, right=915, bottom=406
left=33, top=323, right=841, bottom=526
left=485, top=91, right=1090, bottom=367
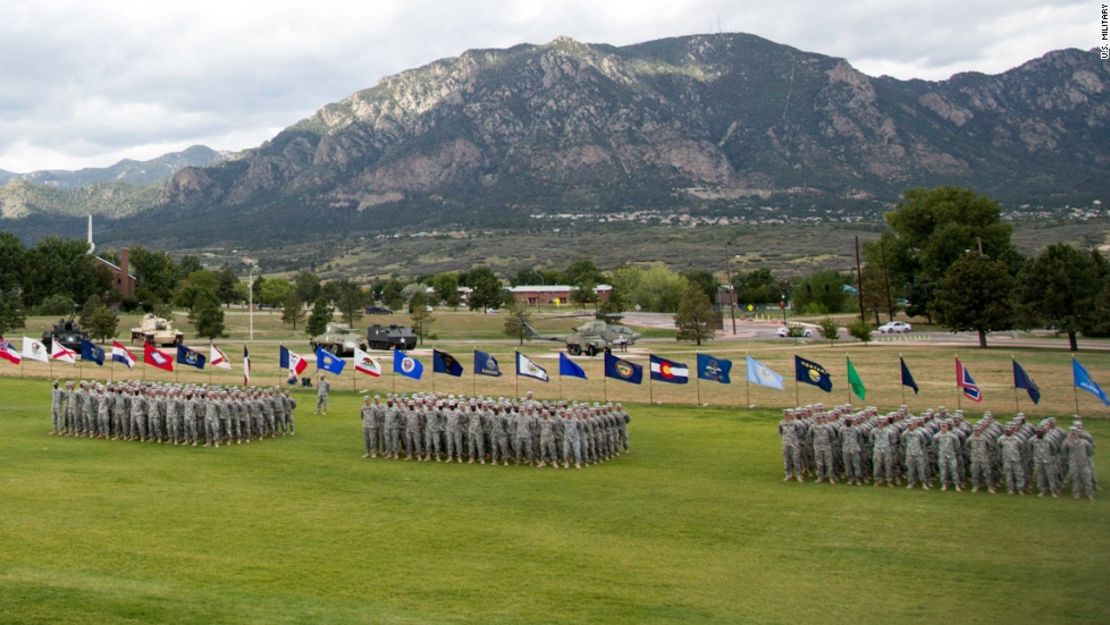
left=42, top=315, right=89, bottom=352
left=522, top=317, right=641, bottom=356
left=310, top=322, right=368, bottom=356
left=367, top=324, right=417, bottom=351
left=130, top=313, right=184, bottom=347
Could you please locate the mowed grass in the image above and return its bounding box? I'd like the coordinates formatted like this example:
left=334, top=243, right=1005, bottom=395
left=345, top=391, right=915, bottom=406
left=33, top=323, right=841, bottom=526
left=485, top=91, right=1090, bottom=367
left=1, top=378, right=1108, bottom=625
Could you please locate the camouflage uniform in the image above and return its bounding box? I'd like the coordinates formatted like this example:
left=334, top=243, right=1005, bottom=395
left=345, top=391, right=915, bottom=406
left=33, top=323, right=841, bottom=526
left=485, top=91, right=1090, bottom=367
left=998, top=428, right=1026, bottom=494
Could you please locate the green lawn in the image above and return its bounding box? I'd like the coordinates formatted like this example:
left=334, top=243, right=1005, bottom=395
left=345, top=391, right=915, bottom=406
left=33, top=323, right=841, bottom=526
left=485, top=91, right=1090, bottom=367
left=1, top=377, right=1107, bottom=625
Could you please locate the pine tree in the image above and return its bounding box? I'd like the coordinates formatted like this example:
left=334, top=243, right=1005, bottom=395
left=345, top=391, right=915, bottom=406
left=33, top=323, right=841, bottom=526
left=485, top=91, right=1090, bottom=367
left=306, top=298, right=333, bottom=337
left=674, top=284, right=719, bottom=345
left=193, top=295, right=226, bottom=340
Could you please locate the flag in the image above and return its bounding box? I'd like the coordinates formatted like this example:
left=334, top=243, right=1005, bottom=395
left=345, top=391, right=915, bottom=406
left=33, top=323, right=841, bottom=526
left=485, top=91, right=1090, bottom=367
left=696, top=353, right=732, bottom=384
left=900, top=356, right=919, bottom=395
left=474, top=350, right=503, bottom=377
left=604, top=352, right=642, bottom=385
left=795, top=355, right=833, bottom=393
left=280, top=346, right=309, bottom=380
left=558, top=352, right=587, bottom=380
left=1012, top=359, right=1040, bottom=405
left=394, top=353, right=424, bottom=380
left=210, top=344, right=232, bottom=370
left=316, top=346, right=346, bottom=375
left=955, top=357, right=981, bottom=402
left=650, top=354, right=689, bottom=384
left=51, top=340, right=78, bottom=364
left=111, top=341, right=135, bottom=369
left=243, top=346, right=252, bottom=385
left=846, top=356, right=866, bottom=401
left=1073, top=358, right=1110, bottom=406
left=433, top=349, right=464, bottom=377
left=746, top=355, right=784, bottom=390
left=176, top=344, right=207, bottom=370
left=353, top=346, right=383, bottom=377
left=22, top=337, right=48, bottom=363
left=516, top=351, right=549, bottom=382
left=80, top=339, right=105, bottom=366
left=144, top=342, right=174, bottom=372
left=0, top=337, right=22, bottom=365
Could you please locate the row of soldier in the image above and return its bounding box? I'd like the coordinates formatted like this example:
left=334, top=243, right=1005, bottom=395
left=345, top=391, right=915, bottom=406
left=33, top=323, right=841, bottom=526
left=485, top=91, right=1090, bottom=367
left=50, top=380, right=297, bottom=447
left=779, top=404, right=1097, bottom=499
left=359, top=393, right=631, bottom=468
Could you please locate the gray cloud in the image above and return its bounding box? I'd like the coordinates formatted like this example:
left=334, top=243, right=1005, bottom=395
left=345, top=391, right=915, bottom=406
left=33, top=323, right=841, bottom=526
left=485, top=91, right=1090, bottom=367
left=0, top=0, right=1091, bottom=172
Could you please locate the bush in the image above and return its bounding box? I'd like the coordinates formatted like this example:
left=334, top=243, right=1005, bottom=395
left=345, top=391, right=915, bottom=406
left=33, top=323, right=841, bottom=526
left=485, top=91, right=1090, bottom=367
left=36, top=294, right=77, bottom=316
left=819, top=317, right=840, bottom=343
left=848, top=319, right=873, bottom=344
left=801, top=302, right=829, bottom=316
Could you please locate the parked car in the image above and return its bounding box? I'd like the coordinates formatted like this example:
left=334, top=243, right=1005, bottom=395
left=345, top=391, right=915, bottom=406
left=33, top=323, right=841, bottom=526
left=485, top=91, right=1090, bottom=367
left=365, top=306, right=393, bottom=315
left=776, top=325, right=814, bottom=338
left=878, top=321, right=913, bottom=334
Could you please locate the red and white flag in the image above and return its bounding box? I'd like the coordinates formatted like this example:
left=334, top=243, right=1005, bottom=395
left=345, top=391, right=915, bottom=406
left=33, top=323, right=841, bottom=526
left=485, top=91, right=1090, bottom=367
left=22, top=337, right=49, bottom=363
left=144, top=342, right=174, bottom=372
left=353, top=346, right=382, bottom=377
left=0, top=337, right=21, bottom=365
left=50, top=340, right=77, bottom=364
left=243, top=345, right=252, bottom=385
left=210, top=343, right=232, bottom=370
left=111, top=341, right=136, bottom=369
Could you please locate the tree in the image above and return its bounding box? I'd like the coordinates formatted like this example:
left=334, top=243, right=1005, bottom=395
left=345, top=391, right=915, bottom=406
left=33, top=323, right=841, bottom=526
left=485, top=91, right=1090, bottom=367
left=466, top=267, right=504, bottom=312
left=570, top=278, right=597, bottom=309
left=819, top=317, right=840, bottom=344
left=0, top=288, right=26, bottom=335
left=37, top=294, right=77, bottom=316
left=330, top=278, right=367, bottom=325
left=732, top=269, right=786, bottom=306
left=792, top=270, right=851, bottom=314
left=682, top=270, right=719, bottom=304
left=1013, top=244, right=1102, bottom=351
left=306, top=298, right=333, bottom=337
left=409, top=291, right=436, bottom=345
left=174, top=270, right=221, bottom=317
left=215, top=268, right=240, bottom=306
left=860, top=264, right=893, bottom=325
left=565, top=258, right=603, bottom=286
left=80, top=295, right=119, bottom=342
left=176, top=256, right=203, bottom=281
left=598, top=284, right=628, bottom=318
left=674, top=284, right=718, bottom=345
left=932, top=253, right=1014, bottom=348
left=192, top=294, right=226, bottom=340
left=258, top=278, right=294, bottom=312
left=294, top=271, right=322, bottom=303
left=379, top=279, right=404, bottom=310
left=21, top=237, right=111, bottom=307
left=861, top=234, right=898, bottom=322
left=0, top=233, right=25, bottom=294
left=431, top=272, right=461, bottom=308
left=502, top=300, right=532, bottom=345
left=511, top=267, right=545, bottom=286
left=401, top=282, right=429, bottom=312
left=281, top=293, right=306, bottom=330
left=847, top=319, right=873, bottom=344
left=128, top=247, right=180, bottom=305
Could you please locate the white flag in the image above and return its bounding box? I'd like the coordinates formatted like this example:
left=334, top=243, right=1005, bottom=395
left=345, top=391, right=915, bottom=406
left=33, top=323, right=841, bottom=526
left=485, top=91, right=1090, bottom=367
left=353, top=347, right=382, bottom=377
left=210, top=343, right=232, bottom=370
left=50, top=340, right=77, bottom=364
left=515, top=351, right=549, bottom=382
left=22, top=337, right=49, bottom=363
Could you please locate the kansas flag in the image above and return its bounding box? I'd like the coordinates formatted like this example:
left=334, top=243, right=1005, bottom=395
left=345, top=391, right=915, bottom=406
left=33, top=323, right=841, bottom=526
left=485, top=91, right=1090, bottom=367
left=696, top=353, right=732, bottom=384
left=474, top=350, right=502, bottom=377
left=316, top=346, right=346, bottom=375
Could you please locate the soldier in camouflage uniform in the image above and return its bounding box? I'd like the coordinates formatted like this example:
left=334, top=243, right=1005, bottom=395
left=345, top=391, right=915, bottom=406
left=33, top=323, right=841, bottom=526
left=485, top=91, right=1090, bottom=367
left=1031, top=427, right=1059, bottom=497
left=778, top=410, right=804, bottom=482
left=998, top=424, right=1026, bottom=495
left=968, top=422, right=995, bottom=493
left=1064, top=427, right=1095, bottom=500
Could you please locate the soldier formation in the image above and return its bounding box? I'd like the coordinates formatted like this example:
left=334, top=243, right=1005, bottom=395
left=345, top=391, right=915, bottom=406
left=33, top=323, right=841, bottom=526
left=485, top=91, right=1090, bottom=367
left=49, top=379, right=297, bottom=447
left=359, top=392, right=631, bottom=469
left=778, top=404, right=1097, bottom=499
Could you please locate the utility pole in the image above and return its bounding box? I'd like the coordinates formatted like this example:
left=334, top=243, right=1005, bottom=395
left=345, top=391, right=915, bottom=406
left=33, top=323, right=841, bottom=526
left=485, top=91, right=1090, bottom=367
left=248, top=265, right=254, bottom=341
left=879, top=238, right=894, bottom=322
left=724, top=241, right=737, bottom=334
left=854, top=236, right=866, bottom=323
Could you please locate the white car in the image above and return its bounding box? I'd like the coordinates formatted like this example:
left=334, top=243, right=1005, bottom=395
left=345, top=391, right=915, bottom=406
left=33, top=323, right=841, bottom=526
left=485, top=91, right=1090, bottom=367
left=878, top=321, right=912, bottom=334
left=776, top=325, right=814, bottom=338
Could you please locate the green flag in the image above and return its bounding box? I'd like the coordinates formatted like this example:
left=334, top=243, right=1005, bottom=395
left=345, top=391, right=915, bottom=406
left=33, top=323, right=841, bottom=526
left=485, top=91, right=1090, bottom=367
left=846, top=356, right=866, bottom=401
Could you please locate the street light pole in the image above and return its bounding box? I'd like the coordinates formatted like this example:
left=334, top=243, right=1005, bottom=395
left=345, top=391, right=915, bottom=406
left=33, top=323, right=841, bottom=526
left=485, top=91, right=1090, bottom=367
left=724, top=241, right=737, bottom=334
left=248, top=265, right=254, bottom=341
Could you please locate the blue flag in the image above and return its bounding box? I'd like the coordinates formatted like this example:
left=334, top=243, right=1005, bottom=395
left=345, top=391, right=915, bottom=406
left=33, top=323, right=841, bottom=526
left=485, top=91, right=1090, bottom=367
left=559, top=352, right=587, bottom=380
left=394, top=353, right=424, bottom=380
left=176, top=344, right=207, bottom=370
left=900, top=357, right=919, bottom=395
left=315, top=346, right=346, bottom=375
left=696, top=353, right=732, bottom=384
left=433, top=349, right=463, bottom=377
left=1073, top=358, right=1109, bottom=406
left=650, top=354, right=689, bottom=384
left=795, top=355, right=832, bottom=393
left=746, top=355, right=784, bottom=390
left=474, top=350, right=502, bottom=377
left=604, top=352, right=642, bottom=384
left=80, top=339, right=104, bottom=366
left=1012, top=359, right=1040, bottom=405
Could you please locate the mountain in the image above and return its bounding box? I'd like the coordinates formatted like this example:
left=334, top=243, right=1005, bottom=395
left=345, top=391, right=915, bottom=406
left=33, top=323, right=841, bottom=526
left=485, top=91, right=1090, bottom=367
left=3, top=145, right=223, bottom=188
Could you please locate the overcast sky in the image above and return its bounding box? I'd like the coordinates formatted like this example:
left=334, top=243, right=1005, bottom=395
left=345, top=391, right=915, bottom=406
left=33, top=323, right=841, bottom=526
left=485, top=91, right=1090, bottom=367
left=0, top=0, right=1095, bottom=172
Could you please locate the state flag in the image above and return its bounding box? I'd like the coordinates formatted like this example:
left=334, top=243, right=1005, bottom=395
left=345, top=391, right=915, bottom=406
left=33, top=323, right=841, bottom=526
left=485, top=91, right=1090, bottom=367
left=210, top=344, right=232, bottom=370
left=900, top=356, right=919, bottom=395
left=650, top=354, right=689, bottom=384
left=515, top=351, right=549, bottom=382
left=1073, top=358, right=1109, bottom=406
left=604, top=352, right=642, bottom=385
left=795, top=355, right=832, bottom=393
left=558, top=352, right=587, bottom=380
left=846, top=356, right=866, bottom=401
left=280, top=346, right=308, bottom=383
left=144, top=342, right=174, bottom=372
left=51, top=339, right=78, bottom=364
left=111, top=341, right=136, bottom=369
left=243, top=345, right=252, bottom=385
left=394, top=353, right=424, bottom=380
left=696, top=353, right=732, bottom=384
left=354, top=346, right=383, bottom=377
left=176, top=344, right=207, bottom=370
left=433, top=349, right=464, bottom=377
left=1012, top=359, right=1040, bottom=405
left=80, top=339, right=105, bottom=366
left=746, top=355, right=784, bottom=391
left=316, top=346, right=346, bottom=375
left=0, top=337, right=22, bottom=365
left=474, top=350, right=503, bottom=377
left=955, top=357, right=981, bottom=402
left=22, top=337, right=49, bottom=363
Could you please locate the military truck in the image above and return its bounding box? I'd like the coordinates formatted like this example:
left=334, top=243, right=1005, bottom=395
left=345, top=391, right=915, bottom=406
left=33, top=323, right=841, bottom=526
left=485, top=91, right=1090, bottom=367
left=522, top=318, right=640, bottom=356
left=130, top=314, right=184, bottom=347
left=367, top=324, right=417, bottom=351
left=42, top=315, right=89, bottom=352
left=310, top=322, right=368, bottom=356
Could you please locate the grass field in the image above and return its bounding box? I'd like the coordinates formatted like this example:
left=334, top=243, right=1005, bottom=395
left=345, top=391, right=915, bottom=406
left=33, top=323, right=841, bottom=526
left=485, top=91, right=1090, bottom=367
left=1, top=377, right=1108, bottom=625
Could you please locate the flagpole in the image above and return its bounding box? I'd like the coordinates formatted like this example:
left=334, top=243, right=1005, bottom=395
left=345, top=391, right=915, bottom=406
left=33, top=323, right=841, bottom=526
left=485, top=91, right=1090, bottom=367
left=392, top=358, right=397, bottom=393
left=558, top=369, right=562, bottom=401
left=1073, top=383, right=1080, bottom=417
left=696, top=374, right=701, bottom=406
left=515, top=370, right=519, bottom=398
left=1012, top=356, right=1019, bottom=413
left=845, top=356, right=850, bottom=406
left=649, top=374, right=653, bottom=404
left=603, top=373, right=607, bottom=403
left=899, top=354, right=905, bottom=406
left=793, top=354, right=799, bottom=407
left=745, top=352, right=751, bottom=407
left=954, top=355, right=961, bottom=411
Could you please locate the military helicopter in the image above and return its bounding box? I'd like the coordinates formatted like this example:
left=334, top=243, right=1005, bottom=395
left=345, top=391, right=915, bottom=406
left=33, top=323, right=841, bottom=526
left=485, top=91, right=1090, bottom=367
left=521, top=314, right=641, bottom=356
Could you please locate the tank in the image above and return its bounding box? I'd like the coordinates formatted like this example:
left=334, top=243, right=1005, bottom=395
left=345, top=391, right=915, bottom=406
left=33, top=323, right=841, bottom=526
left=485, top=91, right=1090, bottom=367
left=130, top=313, right=184, bottom=347
left=367, top=324, right=417, bottom=351
left=310, top=322, right=368, bottom=356
left=42, top=315, right=89, bottom=352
